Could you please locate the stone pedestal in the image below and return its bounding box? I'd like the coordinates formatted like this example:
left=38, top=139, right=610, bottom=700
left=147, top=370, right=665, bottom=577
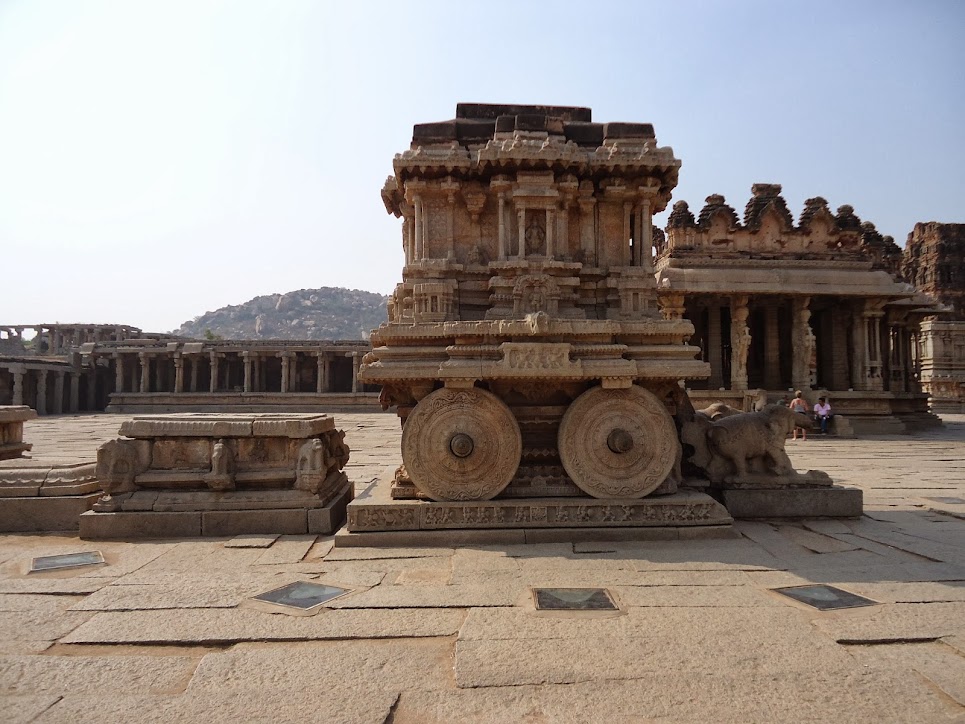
left=0, top=406, right=37, bottom=460
left=83, top=413, right=352, bottom=538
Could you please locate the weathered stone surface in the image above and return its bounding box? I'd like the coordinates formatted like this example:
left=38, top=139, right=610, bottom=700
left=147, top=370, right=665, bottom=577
left=723, top=485, right=863, bottom=518
left=811, top=602, right=965, bottom=642
left=0, top=578, right=114, bottom=595
left=0, top=594, right=83, bottom=612
left=392, top=669, right=954, bottom=723
left=61, top=607, right=465, bottom=644
left=187, top=639, right=451, bottom=693
left=79, top=510, right=202, bottom=539
left=0, top=695, right=61, bottom=724
left=35, top=687, right=400, bottom=724
left=326, top=583, right=519, bottom=609
left=0, top=611, right=93, bottom=642
left=223, top=534, right=280, bottom=549
left=252, top=535, right=316, bottom=564
left=0, top=654, right=198, bottom=695
left=202, top=509, right=307, bottom=536
left=0, top=494, right=100, bottom=532
left=846, top=640, right=965, bottom=707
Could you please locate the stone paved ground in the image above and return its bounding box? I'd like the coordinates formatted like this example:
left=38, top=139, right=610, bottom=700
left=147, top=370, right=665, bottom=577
left=1, top=413, right=963, bottom=723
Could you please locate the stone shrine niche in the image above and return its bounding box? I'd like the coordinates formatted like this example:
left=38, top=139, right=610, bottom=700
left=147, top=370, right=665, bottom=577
left=413, top=282, right=455, bottom=323
left=513, top=276, right=560, bottom=317
left=524, top=209, right=547, bottom=256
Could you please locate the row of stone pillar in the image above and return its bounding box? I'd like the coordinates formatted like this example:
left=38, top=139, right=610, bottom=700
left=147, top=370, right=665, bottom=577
left=668, top=294, right=918, bottom=394
left=403, top=185, right=655, bottom=269
left=4, top=366, right=93, bottom=415
left=113, top=350, right=362, bottom=395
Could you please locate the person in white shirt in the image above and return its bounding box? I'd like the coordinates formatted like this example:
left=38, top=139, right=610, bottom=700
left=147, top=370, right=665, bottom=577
left=813, top=396, right=832, bottom=434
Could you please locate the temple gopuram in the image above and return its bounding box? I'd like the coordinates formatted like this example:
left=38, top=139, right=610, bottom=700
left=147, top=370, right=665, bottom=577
left=903, top=223, right=965, bottom=411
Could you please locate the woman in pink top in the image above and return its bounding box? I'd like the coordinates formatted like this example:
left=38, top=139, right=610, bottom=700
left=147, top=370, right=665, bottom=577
left=813, top=396, right=832, bottom=434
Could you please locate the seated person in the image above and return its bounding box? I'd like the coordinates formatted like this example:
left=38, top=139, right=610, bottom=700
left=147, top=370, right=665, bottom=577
left=813, top=396, right=832, bottom=434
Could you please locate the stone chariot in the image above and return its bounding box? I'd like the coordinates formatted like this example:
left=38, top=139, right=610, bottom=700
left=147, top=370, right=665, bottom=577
left=360, top=104, right=711, bottom=507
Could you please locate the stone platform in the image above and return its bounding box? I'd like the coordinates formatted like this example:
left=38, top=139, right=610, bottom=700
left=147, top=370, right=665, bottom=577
left=84, top=412, right=354, bottom=538
left=338, top=470, right=734, bottom=546
left=80, top=483, right=353, bottom=539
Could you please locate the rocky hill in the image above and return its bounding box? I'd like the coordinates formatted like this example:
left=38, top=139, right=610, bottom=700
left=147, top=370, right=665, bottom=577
left=172, top=287, right=389, bottom=341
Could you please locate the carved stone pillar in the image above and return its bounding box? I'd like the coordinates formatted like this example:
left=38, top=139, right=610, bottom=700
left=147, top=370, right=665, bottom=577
left=351, top=351, right=360, bottom=393
left=579, top=196, right=596, bottom=264
left=242, top=351, right=252, bottom=393
left=316, top=353, right=326, bottom=394
left=86, top=366, right=96, bottom=410
left=69, top=371, right=80, bottom=412
left=154, top=355, right=164, bottom=392
left=862, top=300, right=885, bottom=392
left=763, top=303, right=780, bottom=390
left=190, top=357, right=199, bottom=392
left=516, top=209, right=525, bottom=259
left=53, top=372, right=65, bottom=414
left=174, top=356, right=184, bottom=393
left=445, top=182, right=457, bottom=260
left=114, top=355, right=125, bottom=393
left=730, top=295, right=750, bottom=392
left=139, top=353, right=150, bottom=393
left=12, top=369, right=24, bottom=406
left=399, top=202, right=413, bottom=265
left=707, top=303, right=723, bottom=389
left=413, top=194, right=424, bottom=261
left=497, top=193, right=507, bottom=259
left=280, top=352, right=291, bottom=393
left=791, top=297, right=814, bottom=392
left=659, top=293, right=686, bottom=321
left=623, top=201, right=632, bottom=266
left=641, top=198, right=653, bottom=272
left=209, top=352, right=220, bottom=393
left=36, top=370, right=48, bottom=415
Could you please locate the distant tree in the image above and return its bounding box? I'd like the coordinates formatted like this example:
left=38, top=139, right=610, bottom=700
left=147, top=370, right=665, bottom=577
left=203, top=329, right=223, bottom=341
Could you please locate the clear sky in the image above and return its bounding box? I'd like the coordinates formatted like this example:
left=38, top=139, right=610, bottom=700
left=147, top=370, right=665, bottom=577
left=1, top=0, right=963, bottom=333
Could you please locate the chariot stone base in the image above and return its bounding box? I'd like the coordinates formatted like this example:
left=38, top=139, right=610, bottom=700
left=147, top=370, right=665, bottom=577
left=79, top=481, right=353, bottom=539
left=719, top=485, right=863, bottom=519
left=337, top=471, right=734, bottom=546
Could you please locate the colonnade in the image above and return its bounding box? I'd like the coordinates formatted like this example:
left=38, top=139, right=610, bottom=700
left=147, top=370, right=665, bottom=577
left=664, top=293, right=920, bottom=395
left=0, top=325, right=140, bottom=355
left=112, top=349, right=365, bottom=395
left=0, top=362, right=96, bottom=415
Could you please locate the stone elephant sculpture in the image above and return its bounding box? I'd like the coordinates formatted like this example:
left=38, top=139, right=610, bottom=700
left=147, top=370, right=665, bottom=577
left=704, top=404, right=811, bottom=483
left=95, top=438, right=148, bottom=494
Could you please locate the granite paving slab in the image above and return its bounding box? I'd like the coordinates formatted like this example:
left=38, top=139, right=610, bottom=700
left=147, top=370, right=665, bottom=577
left=60, top=607, right=465, bottom=644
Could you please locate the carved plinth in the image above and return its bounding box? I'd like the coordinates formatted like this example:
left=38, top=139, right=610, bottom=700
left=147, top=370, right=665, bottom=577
left=90, top=413, right=352, bottom=535
left=347, top=472, right=732, bottom=535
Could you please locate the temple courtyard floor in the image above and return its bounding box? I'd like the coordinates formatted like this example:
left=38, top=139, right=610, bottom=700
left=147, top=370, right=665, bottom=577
left=1, top=413, right=964, bottom=723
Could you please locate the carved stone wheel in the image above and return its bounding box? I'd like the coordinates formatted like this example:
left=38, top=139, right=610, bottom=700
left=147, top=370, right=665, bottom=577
left=401, top=387, right=522, bottom=501
left=558, top=385, right=678, bottom=499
